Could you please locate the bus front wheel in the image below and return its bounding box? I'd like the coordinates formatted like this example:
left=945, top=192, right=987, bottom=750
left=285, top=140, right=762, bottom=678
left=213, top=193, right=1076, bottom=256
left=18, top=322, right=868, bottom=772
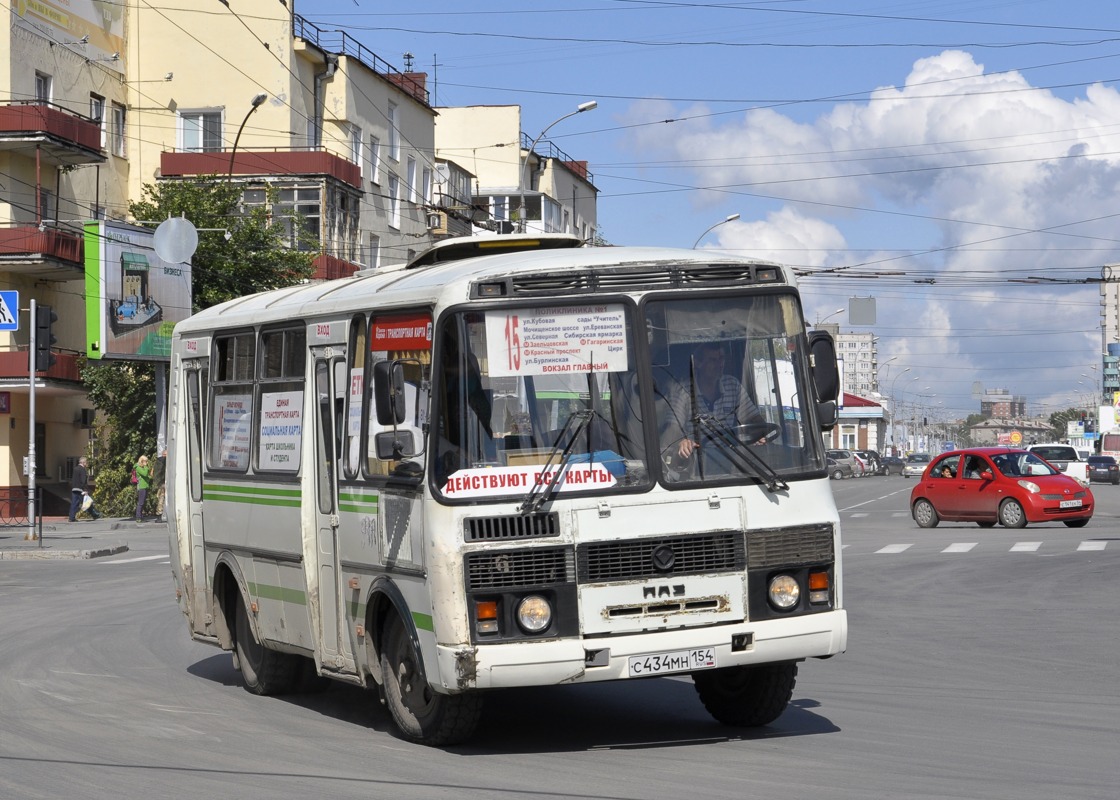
left=234, top=595, right=298, bottom=696
left=693, top=662, right=797, bottom=727
left=380, top=615, right=481, bottom=746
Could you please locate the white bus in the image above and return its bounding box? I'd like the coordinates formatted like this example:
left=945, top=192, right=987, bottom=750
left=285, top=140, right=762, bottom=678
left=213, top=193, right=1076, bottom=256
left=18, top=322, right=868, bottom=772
left=166, top=237, right=847, bottom=745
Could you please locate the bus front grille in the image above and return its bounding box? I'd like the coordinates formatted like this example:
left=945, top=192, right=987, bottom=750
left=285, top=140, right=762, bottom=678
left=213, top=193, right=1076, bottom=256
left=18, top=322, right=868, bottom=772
left=577, top=532, right=745, bottom=583
left=464, top=512, right=560, bottom=542
left=746, top=524, right=834, bottom=568
left=465, top=546, right=574, bottom=590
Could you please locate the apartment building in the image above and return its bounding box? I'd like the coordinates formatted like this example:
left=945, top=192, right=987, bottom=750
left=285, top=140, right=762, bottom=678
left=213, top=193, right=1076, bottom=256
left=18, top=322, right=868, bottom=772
left=435, top=105, right=598, bottom=240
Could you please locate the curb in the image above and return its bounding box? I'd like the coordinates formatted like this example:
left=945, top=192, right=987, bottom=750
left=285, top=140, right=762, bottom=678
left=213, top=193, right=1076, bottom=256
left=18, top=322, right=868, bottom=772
left=0, top=543, right=130, bottom=560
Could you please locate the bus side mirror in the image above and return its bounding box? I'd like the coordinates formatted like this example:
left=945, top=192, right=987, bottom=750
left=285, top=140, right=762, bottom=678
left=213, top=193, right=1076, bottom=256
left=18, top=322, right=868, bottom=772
left=808, top=330, right=840, bottom=403
left=373, top=361, right=406, bottom=425
left=375, top=430, right=416, bottom=461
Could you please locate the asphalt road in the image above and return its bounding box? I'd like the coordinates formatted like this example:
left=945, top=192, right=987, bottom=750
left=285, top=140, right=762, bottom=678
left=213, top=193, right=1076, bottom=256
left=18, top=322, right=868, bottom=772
left=1, top=478, right=1117, bottom=799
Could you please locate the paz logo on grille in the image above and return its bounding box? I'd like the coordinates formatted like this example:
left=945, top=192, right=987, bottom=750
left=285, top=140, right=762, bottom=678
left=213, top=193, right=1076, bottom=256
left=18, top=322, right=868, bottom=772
left=651, top=545, right=676, bottom=572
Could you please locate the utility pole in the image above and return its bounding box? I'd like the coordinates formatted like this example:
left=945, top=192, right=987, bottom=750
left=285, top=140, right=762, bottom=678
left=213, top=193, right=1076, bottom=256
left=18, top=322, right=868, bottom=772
left=27, top=299, right=37, bottom=542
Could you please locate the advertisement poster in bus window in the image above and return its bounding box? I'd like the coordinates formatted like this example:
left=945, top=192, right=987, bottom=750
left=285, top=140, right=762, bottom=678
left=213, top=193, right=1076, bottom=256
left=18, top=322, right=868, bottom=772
left=83, top=220, right=192, bottom=361
left=484, top=304, right=628, bottom=377
left=259, top=391, right=303, bottom=471
left=215, top=394, right=252, bottom=470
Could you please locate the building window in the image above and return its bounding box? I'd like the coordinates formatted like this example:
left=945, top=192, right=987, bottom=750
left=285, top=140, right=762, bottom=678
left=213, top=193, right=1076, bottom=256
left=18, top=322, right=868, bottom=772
left=406, top=156, right=417, bottom=204
left=90, top=94, right=106, bottom=148
left=370, top=135, right=381, bottom=185
left=388, top=174, right=401, bottom=229
left=35, top=72, right=52, bottom=102
left=180, top=110, right=222, bottom=153
left=387, top=102, right=400, bottom=161
left=422, top=167, right=432, bottom=206
left=110, top=102, right=127, bottom=157
left=351, top=124, right=363, bottom=178
left=368, top=233, right=381, bottom=270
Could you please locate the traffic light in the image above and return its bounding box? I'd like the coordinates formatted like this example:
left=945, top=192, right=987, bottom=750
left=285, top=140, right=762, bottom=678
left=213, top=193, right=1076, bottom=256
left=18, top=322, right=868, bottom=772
left=34, top=304, right=57, bottom=372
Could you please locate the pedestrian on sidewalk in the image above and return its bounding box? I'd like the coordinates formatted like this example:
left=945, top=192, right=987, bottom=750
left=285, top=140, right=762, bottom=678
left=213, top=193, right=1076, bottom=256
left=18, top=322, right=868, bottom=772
left=69, top=456, right=101, bottom=521
left=133, top=454, right=151, bottom=522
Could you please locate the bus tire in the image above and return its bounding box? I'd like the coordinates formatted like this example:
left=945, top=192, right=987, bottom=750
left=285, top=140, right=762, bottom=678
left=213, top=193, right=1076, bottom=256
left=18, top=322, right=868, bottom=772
left=380, top=615, right=481, bottom=746
left=234, top=595, right=299, bottom=696
left=692, top=662, right=797, bottom=727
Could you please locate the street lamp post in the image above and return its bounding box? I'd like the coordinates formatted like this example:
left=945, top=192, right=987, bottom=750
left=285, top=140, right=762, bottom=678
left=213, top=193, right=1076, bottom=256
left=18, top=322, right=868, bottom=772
left=228, top=92, right=268, bottom=179
left=518, top=100, right=597, bottom=232
left=692, top=213, right=740, bottom=248
left=815, top=307, right=844, bottom=326
left=887, top=368, right=912, bottom=453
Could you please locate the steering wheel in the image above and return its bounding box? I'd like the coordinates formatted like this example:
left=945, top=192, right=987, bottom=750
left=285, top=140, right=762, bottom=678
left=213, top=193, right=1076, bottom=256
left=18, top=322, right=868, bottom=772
left=734, top=421, right=782, bottom=444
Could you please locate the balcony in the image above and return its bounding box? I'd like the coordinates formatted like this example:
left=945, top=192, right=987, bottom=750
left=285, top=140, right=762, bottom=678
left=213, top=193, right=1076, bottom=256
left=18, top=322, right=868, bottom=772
left=0, top=101, right=105, bottom=165
left=161, top=148, right=362, bottom=190
left=312, top=253, right=360, bottom=281
left=0, top=225, right=84, bottom=277
left=0, top=350, right=82, bottom=383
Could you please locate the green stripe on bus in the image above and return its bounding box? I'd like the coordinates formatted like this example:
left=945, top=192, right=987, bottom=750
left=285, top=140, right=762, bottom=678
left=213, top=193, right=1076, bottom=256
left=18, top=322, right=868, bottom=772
left=412, top=611, right=433, bottom=632
left=338, top=490, right=379, bottom=515
left=246, top=581, right=307, bottom=605
left=204, top=484, right=302, bottom=497
left=206, top=493, right=302, bottom=508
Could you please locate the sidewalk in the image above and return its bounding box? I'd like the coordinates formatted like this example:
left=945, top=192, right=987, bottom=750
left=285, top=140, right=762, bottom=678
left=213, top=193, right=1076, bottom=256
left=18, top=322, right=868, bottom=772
left=0, top=515, right=157, bottom=560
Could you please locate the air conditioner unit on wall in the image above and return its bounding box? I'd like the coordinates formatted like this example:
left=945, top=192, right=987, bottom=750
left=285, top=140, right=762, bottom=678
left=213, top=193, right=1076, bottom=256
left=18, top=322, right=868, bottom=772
left=427, top=211, right=449, bottom=235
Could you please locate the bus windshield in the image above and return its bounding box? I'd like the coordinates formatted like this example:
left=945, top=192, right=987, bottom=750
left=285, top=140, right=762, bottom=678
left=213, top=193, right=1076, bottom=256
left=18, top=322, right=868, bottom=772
left=433, top=292, right=824, bottom=501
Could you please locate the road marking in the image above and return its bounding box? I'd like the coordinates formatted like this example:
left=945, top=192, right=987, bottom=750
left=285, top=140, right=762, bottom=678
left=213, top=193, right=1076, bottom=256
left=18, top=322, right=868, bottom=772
left=1010, top=542, right=1042, bottom=552
left=100, top=554, right=167, bottom=564
left=942, top=542, right=977, bottom=553
left=1077, top=540, right=1108, bottom=551
left=850, top=512, right=868, bottom=518
left=876, top=544, right=913, bottom=553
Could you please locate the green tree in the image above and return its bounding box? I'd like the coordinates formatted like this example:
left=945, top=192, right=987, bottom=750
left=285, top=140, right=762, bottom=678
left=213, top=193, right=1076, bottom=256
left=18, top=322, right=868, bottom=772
left=1048, top=408, right=1082, bottom=441
left=82, top=176, right=315, bottom=516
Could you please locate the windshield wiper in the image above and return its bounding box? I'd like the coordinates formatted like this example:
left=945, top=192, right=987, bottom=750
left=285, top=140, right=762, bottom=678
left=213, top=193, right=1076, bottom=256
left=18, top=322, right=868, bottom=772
left=518, top=409, right=594, bottom=515
left=693, top=414, right=789, bottom=493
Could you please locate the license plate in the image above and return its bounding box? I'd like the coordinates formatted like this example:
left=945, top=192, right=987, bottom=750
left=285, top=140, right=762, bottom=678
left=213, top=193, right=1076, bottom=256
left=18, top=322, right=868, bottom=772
left=628, top=647, right=716, bottom=677
left=1059, top=499, right=1082, bottom=508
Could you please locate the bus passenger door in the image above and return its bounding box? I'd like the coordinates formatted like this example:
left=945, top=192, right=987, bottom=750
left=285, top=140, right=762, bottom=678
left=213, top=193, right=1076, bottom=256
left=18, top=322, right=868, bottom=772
left=182, top=361, right=211, bottom=635
left=312, top=353, right=353, bottom=673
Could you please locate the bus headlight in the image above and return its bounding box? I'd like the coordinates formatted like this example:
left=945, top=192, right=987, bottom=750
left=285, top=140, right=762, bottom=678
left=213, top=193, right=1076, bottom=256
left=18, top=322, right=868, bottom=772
left=768, top=574, right=800, bottom=610
left=516, top=595, right=552, bottom=634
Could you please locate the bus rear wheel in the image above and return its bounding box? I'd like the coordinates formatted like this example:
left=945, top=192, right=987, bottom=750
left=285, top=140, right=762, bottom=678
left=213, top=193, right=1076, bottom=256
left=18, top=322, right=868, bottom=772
left=380, top=615, right=481, bottom=746
left=692, top=662, right=797, bottom=727
left=234, top=595, right=299, bottom=696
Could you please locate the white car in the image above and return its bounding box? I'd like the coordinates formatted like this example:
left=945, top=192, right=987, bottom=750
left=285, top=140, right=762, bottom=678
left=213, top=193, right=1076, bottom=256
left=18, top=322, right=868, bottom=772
left=902, top=453, right=932, bottom=477
left=1026, top=443, right=1090, bottom=486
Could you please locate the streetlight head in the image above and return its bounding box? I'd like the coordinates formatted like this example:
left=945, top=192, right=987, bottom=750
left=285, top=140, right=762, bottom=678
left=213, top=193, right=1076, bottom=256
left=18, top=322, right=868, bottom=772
left=726, top=213, right=741, bottom=223
left=251, top=92, right=268, bottom=108
left=577, top=100, right=598, bottom=113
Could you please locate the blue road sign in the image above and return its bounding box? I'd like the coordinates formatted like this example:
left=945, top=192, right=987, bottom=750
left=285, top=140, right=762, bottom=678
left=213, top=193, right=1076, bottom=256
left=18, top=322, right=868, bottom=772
left=0, top=291, right=18, bottom=331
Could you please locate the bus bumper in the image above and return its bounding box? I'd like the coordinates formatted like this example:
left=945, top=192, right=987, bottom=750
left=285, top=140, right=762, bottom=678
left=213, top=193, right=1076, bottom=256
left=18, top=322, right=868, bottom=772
left=436, top=609, right=847, bottom=691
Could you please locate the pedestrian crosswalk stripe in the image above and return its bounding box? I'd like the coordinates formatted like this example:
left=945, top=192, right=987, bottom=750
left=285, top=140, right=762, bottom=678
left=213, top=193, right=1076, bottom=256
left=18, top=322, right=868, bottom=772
left=1077, top=540, right=1108, bottom=551
left=1010, top=542, right=1042, bottom=552
left=876, top=544, right=913, bottom=553
left=942, top=542, right=977, bottom=553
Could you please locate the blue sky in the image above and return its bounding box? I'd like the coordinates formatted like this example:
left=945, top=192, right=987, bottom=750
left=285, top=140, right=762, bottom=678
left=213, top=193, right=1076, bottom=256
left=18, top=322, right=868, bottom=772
left=300, top=1, right=1120, bottom=423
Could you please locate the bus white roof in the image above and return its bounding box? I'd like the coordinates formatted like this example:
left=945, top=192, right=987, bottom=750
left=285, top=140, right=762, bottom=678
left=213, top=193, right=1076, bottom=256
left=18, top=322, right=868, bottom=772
left=173, top=245, right=791, bottom=334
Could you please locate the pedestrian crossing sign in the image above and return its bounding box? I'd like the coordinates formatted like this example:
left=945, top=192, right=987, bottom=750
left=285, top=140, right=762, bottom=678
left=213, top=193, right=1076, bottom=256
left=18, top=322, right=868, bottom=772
left=0, top=291, right=17, bottom=331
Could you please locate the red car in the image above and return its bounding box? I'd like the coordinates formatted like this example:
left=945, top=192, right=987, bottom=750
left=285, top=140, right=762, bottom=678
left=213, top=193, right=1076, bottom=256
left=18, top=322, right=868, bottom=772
left=909, top=448, right=1093, bottom=529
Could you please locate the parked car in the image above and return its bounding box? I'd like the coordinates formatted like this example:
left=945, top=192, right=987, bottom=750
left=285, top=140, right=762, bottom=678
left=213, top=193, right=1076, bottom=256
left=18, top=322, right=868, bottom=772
left=1026, top=443, right=1090, bottom=486
left=827, top=449, right=864, bottom=477
left=909, top=448, right=1093, bottom=529
left=901, top=453, right=932, bottom=477
left=827, top=456, right=853, bottom=480
left=881, top=456, right=906, bottom=475
left=1086, top=455, right=1120, bottom=485
left=854, top=449, right=885, bottom=475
